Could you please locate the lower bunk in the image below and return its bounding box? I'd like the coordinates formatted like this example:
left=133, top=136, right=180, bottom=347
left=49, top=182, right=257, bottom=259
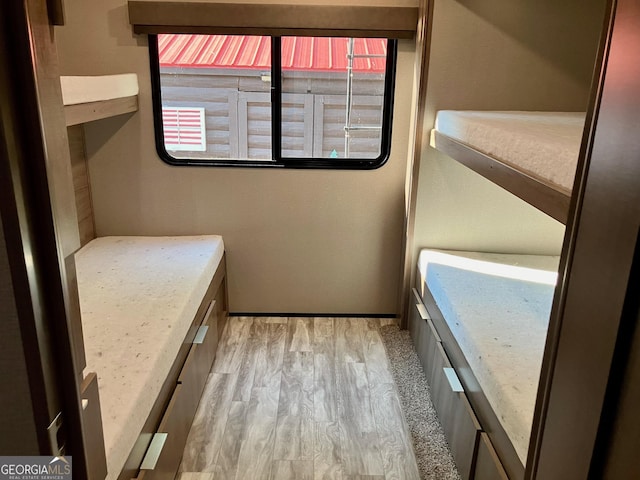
left=75, top=235, right=228, bottom=480
left=409, top=249, right=559, bottom=480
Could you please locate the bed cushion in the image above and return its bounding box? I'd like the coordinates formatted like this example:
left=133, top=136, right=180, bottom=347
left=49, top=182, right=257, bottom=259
left=75, top=235, right=224, bottom=480
left=418, top=249, right=559, bottom=463
left=60, top=74, right=139, bottom=106
left=434, top=111, right=585, bottom=192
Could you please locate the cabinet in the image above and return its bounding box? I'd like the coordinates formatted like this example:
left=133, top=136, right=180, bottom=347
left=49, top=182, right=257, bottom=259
left=136, top=294, right=222, bottom=480
left=410, top=288, right=506, bottom=479
left=408, top=288, right=441, bottom=387
left=430, top=343, right=480, bottom=480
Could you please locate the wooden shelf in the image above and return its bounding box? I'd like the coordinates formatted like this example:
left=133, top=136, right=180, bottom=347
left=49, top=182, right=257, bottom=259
left=431, top=130, right=571, bottom=224
left=64, top=94, right=138, bottom=126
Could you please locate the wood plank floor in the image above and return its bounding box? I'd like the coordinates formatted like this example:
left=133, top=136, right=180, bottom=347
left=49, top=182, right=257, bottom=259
left=179, top=317, right=420, bottom=480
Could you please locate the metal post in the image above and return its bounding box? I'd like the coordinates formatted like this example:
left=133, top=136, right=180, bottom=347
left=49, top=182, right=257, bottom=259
left=344, top=37, right=354, bottom=158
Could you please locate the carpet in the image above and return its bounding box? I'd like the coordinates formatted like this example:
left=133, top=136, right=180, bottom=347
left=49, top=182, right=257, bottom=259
left=379, top=324, right=461, bottom=480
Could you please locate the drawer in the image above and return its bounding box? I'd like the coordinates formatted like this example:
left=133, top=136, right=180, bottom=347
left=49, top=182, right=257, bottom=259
left=474, top=433, right=509, bottom=480
left=137, top=300, right=219, bottom=480
left=137, top=383, right=191, bottom=480
left=177, top=335, right=213, bottom=421
left=429, top=342, right=452, bottom=417
left=80, top=372, right=107, bottom=480
left=177, top=299, right=219, bottom=419
left=409, top=288, right=441, bottom=387
left=423, top=318, right=442, bottom=387
left=407, top=289, right=423, bottom=354
left=138, top=300, right=218, bottom=480
left=214, top=281, right=227, bottom=340
left=197, top=299, right=219, bottom=372
left=431, top=345, right=481, bottom=480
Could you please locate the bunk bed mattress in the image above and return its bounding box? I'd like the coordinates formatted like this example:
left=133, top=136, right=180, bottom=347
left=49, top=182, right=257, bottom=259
left=75, top=235, right=224, bottom=480
left=434, top=111, right=585, bottom=192
left=60, top=74, right=139, bottom=106
left=418, top=249, right=560, bottom=463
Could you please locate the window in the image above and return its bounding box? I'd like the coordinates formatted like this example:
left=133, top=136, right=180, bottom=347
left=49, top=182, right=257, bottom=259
left=149, top=34, right=397, bottom=169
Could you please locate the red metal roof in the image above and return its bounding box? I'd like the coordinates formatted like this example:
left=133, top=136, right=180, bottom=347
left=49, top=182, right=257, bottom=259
left=158, top=34, right=387, bottom=73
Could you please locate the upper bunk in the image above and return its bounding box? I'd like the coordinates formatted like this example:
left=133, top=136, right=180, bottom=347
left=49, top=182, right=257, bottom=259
left=430, top=110, right=586, bottom=224
left=60, top=73, right=139, bottom=126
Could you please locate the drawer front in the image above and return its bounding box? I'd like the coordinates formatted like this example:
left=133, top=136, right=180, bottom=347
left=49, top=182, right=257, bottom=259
left=137, top=383, right=191, bottom=480
left=430, top=343, right=453, bottom=419
left=474, top=433, right=509, bottom=480
left=214, top=282, right=227, bottom=340
left=408, top=290, right=424, bottom=353
left=80, top=372, right=107, bottom=480
left=431, top=345, right=480, bottom=480
left=177, top=299, right=219, bottom=408
left=178, top=343, right=209, bottom=422
left=137, top=300, right=219, bottom=480
left=409, top=288, right=441, bottom=387
left=423, top=318, right=441, bottom=388
left=197, top=299, right=219, bottom=373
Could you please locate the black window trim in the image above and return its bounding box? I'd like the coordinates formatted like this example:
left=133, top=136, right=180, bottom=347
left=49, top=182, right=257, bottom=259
left=149, top=34, right=397, bottom=170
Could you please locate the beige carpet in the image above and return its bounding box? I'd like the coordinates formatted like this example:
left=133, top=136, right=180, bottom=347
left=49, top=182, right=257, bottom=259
left=379, top=324, right=461, bottom=480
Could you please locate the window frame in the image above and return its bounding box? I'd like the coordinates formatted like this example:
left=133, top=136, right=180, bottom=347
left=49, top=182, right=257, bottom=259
left=149, top=34, right=398, bottom=170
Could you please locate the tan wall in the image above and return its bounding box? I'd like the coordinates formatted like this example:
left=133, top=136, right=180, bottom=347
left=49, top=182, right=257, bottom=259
left=55, top=0, right=415, bottom=314
left=412, top=0, right=606, bottom=257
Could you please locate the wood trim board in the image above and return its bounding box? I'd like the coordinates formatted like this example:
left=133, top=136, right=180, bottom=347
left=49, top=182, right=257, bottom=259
left=5, top=0, right=89, bottom=471
left=398, top=0, right=432, bottom=329
left=529, top=0, right=640, bottom=477
left=128, top=1, right=418, bottom=38
left=67, top=125, right=96, bottom=247
left=431, top=131, right=571, bottom=224
left=64, top=95, right=138, bottom=126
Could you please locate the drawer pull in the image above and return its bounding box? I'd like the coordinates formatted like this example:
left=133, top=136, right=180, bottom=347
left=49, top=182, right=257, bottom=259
left=416, top=303, right=431, bottom=320
left=140, top=433, right=168, bottom=470
left=193, top=325, right=209, bottom=345
left=443, top=367, right=464, bottom=393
